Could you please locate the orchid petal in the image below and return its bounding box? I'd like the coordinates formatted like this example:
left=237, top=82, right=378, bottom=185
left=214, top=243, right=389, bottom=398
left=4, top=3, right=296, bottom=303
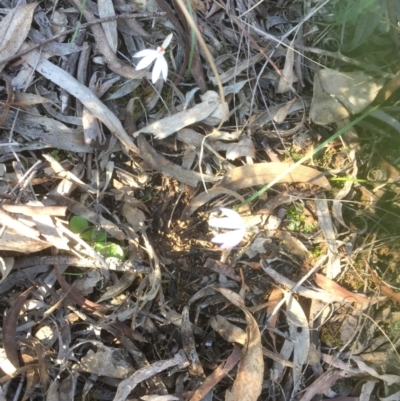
left=209, top=208, right=245, bottom=230
left=162, top=33, right=173, bottom=49
left=133, top=49, right=157, bottom=58
left=211, top=229, right=245, bottom=249
left=209, top=217, right=244, bottom=230
left=158, top=56, right=169, bottom=81
left=152, top=57, right=163, bottom=83
left=135, top=55, right=157, bottom=71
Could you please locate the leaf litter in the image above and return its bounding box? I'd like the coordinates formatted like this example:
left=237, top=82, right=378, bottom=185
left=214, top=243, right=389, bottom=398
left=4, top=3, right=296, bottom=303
left=1, top=0, right=400, bottom=400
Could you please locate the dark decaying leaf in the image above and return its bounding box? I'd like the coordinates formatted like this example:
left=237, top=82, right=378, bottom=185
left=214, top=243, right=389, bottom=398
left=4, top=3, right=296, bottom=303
left=113, top=352, right=189, bottom=401
left=181, top=306, right=205, bottom=378
left=21, top=354, right=39, bottom=401
left=137, top=134, right=218, bottom=187
left=190, top=345, right=241, bottom=401
left=53, top=266, right=104, bottom=314
left=204, top=258, right=241, bottom=282
left=3, top=287, right=33, bottom=368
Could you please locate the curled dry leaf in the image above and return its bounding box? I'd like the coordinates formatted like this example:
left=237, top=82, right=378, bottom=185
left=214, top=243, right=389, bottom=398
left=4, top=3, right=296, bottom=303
left=204, top=259, right=241, bottom=282
left=299, top=371, right=355, bottom=401
left=261, top=262, right=359, bottom=304
left=3, top=287, right=33, bottom=369
left=137, top=135, right=218, bottom=187
left=189, top=345, right=241, bottom=401
left=199, top=91, right=229, bottom=126
left=21, top=354, right=39, bottom=401
left=209, top=53, right=263, bottom=85
left=113, top=352, right=189, bottom=401
left=0, top=257, right=14, bottom=283
left=209, top=315, right=247, bottom=345
left=284, top=292, right=310, bottom=393
left=181, top=307, right=205, bottom=378
left=181, top=188, right=246, bottom=220
left=277, top=47, right=295, bottom=94
left=214, top=288, right=263, bottom=401
left=54, top=266, right=104, bottom=315
left=80, top=348, right=135, bottom=379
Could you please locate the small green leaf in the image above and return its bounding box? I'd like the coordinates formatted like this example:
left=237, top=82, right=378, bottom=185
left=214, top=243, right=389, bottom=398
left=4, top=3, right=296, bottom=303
left=94, top=231, right=106, bottom=242
left=70, top=216, right=89, bottom=234
left=81, top=227, right=96, bottom=241
left=94, top=242, right=125, bottom=260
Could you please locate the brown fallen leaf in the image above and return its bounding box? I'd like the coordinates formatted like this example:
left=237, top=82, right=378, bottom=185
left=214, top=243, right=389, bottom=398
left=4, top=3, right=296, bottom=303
left=314, top=273, right=370, bottom=304
left=54, top=266, right=104, bottom=315
left=21, top=354, right=39, bottom=401
left=3, top=287, right=33, bottom=369
left=370, top=267, right=400, bottom=302
left=299, top=370, right=356, bottom=401
left=209, top=315, right=247, bottom=345
left=265, top=288, right=283, bottom=349
left=215, top=162, right=331, bottom=191
left=137, top=134, right=218, bottom=187
left=181, top=188, right=246, bottom=219
left=182, top=306, right=205, bottom=378
left=204, top=259, right=241, bottom=282
left=189, top=345, right=241, bottom=401
left=214, top=288, right=264, bottom=401
left=133, top=98, right=219, bottom=139
left=113, top=351, right=189, bottom=401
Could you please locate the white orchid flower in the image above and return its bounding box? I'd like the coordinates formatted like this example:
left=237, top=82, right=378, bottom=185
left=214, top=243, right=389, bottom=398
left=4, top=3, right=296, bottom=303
left=209, top=208, right=246, bottom=250
left=133, top=33, right=173, bottom=84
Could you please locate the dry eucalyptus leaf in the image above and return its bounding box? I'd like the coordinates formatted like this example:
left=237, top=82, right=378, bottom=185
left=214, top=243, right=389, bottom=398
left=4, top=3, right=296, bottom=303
left=21, top=48, right=139, bottom=155
left=50, top=10, right=68, bottom=42
left=133, top=99, right=219, bottom=139
left=209, top=53, right=263, bottom=85
left=277, top=47, right=295, bottom=93
left=121, top=202, right=146, bottom=232
left=226, top=137, right=256, bottom=160
left=181, top=188, right=246, bottom=219
left=284, top=292, right=310, bottom=394
left=215, top=288, right=263, bottom=401
left=137, top=135, right=218, bottom=187
left=0, top=257, right=14, bottom=283
left=216, top=162, right=331, bottom=191
left=200, top=91, right=229, bottom=126
left=73, top=270, right=103, bottom=296
left=0, top=3, right=38, bottom=73
left=98, top=0, right=118, bottom=53
left=80, top=348, right=135, bottom=379
left=274, top=98, right=297, bottom=123
left=310, top=69, right=384, bottom=125
left=209, top=315, right=247, bottom=345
